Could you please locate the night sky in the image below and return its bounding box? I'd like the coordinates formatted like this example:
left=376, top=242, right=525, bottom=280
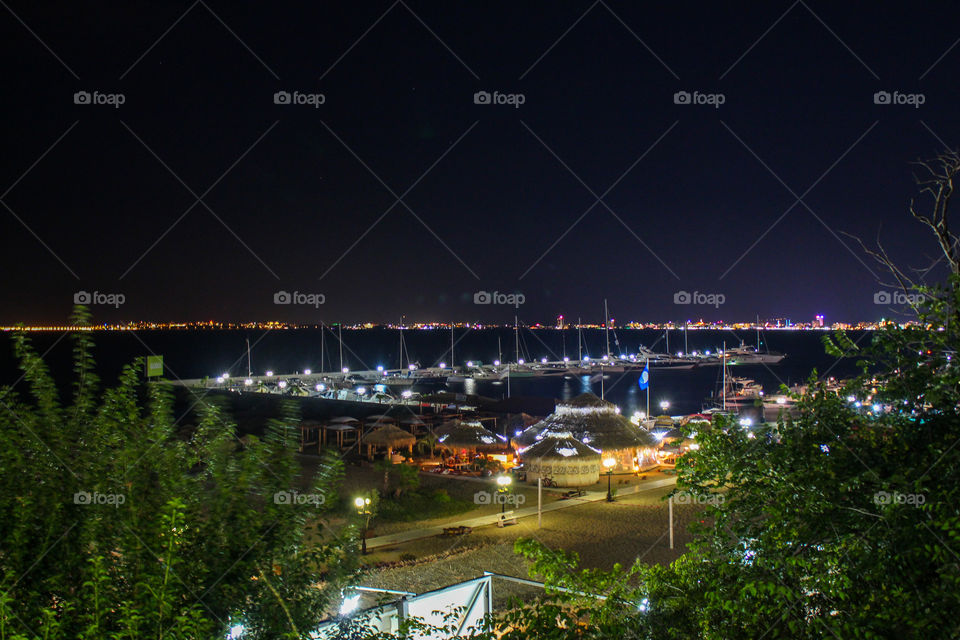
left=1, top=1, right=958, bottom=325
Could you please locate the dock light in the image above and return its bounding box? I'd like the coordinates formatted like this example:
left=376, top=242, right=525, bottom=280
left=677, top=351, right=683, bottom=357
left=563, top=356, right=570, bottom=362
left=342, top=367, right=350, bottom=374
left=222, top=373, right=230, bottom=379
left=603, top=458, right=617, bottom=502
left=439, top=363, right=446, bottom=369
left=266, top=371, right=274, bottom=377
left=278, top=380, right=287, bottom=389
left=216, top=376, right=224, bottom=384
left=376, top=365, right=384, bottom=372
left=583, top=356, right=590, bottom=362
left=602, top=355, right=609, bottom=361
left=356, top=387, right=366, bottom=395
left=408, top=364, right=416, bottom=370
left=304, top=369, right=311, bottom=375
left=660, top=400, right=670, bottom=412
left=518, top=359, right=525, bottom=365
left=493, top=360, right=501, bottom=366
left=401, top=390, right=412, bottom=398
left=244, top=378, right=253, bottom=386
left=541, top=357, right=548, bottom=364
left=466, top=361, right=474, bottom=367
left=705, top=350, right=711, bottom=355
left=316, top=384, right=325, bottom=391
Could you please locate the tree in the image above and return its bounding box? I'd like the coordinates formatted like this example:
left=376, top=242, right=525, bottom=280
left=0, top=309, right=362, bottom=639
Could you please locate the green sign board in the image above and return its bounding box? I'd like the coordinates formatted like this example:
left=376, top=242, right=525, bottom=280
left=146, top=355, right=164, bottom=378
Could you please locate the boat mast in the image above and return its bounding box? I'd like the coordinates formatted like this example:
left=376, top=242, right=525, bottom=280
left=578, top=317, right=582, bottom=360
left=450, top=324, right=455, bottom=368
left=684, top=321, right=688, bottom=355
left=514, top=316, right=520, bottom=364
left=666, top=326, right=669, bottom=355
left=246, top=337, right=252, bottom=377
left=756, top=314, right=760, bottom=351
left=722, top=340, right=727, bottom=411
left=604, top=299, right=610, bottom=358
left=497, top=335, right=502, bottom=364
left=338, top=324, right=343, bottom=372
left=320, top=325, right=325, bottom=372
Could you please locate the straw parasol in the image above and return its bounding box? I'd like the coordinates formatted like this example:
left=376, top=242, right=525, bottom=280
left=519, top=432, right=601, bottom=487
left=436, top=420, right=507, bottom=453
left=525, top=393, right=657, bottom=469
left=362, top=424, right=416, bottom=459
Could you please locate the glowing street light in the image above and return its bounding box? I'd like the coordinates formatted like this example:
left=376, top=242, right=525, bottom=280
left=659, top=400, right=670, bottom=414
left=603, top=457, right=617, bottom=502
left=355, top=496, right=372, bottom=554
left=496, top=475, right=513, bottom=514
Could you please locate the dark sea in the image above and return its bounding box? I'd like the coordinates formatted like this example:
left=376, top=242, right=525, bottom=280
left=0, top=328, right=868, bottom=417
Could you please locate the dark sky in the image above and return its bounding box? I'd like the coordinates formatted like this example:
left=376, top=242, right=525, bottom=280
left=1, top=1, right=957, bottom=325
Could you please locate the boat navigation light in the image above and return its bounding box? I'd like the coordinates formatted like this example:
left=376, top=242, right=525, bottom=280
left=439, top=363, right=446, bottom=369
left=376, top=365, right=384, bottom=372
left=563, top=356, right=570, bottom=362
left=342, top=367, right=350, bottom=374
left=493, top=360, right=501, bottom=366
left=265, top=370, right=274, bottom=377
left=541, top=357, right=548, bottom=364
left=518, top=359, right=525, bottom=365
left=304, top=369, right=311, bottom=375
left=222, top=373, right=230, bottom=379
left=466, top=361, right=474, bottom=367
left=408, top=364, right=416, bottom=370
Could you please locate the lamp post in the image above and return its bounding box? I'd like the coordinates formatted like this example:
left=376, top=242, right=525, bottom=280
left=496, top=474, right=512, bottom=514
left=354, top=496, right=372, bottom=554
left=603, top=457, right=616, bottom=502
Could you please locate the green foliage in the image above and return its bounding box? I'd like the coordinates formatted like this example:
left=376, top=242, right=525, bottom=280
left=0, top=310, right=361, bottom=639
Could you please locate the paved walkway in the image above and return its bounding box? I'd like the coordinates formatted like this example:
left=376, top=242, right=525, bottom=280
left=366, top=476, right=678, bottom=549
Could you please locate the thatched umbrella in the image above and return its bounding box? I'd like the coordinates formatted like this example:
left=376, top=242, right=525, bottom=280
left=436, top=420, right=507, bottom=453
left=526, top=393, right=657, bottom=469
left=510, top=423, right=541, bottom=450
left=362, top=424, right=415, bottom=459
left=519, top=433, right=601, bottom=487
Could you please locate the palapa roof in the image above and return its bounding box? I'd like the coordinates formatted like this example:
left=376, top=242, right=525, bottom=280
left=436, top=420, right=507, bottom=451
left=328, top=416, right=359, bottom=424
left=363, top=425, right=416, bottom=447
left=519, top=432, right=601, bottom=460
left=527, top=393, right=657, bottom=451
left=511, top=424, right=541, bottom=449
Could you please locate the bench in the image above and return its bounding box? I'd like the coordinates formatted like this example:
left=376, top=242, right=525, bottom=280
left=497, top=511, right=518, bottom=527
left=441, top=525, right=473, bottom=536
left=561, top=488, right=585, bottom=499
